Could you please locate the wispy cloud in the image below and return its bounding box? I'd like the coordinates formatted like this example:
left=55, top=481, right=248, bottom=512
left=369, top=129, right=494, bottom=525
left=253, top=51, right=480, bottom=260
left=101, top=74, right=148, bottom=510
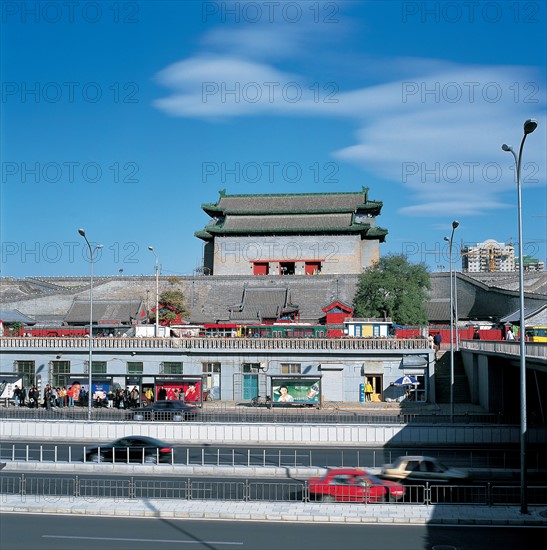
left=153, top=21, right=546, bottom=219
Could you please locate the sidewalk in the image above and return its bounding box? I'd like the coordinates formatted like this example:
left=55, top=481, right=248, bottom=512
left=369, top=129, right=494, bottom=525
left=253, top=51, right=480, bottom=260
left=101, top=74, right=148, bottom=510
left=2, top=494, right=546, bottom=526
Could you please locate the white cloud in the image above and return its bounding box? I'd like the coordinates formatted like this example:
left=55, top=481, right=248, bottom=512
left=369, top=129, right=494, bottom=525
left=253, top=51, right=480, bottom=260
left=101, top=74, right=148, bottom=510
left=153, top=25, right=546, bottom=220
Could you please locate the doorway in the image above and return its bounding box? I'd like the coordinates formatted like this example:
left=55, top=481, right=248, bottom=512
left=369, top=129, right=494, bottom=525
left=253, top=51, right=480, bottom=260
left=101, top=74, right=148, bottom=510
left=364, top=375, right=383, bottom=402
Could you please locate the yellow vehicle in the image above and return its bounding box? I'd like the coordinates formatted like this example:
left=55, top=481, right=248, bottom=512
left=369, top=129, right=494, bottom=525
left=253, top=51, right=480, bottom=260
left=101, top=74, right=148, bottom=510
left=525, top=326, right=547, bottom=343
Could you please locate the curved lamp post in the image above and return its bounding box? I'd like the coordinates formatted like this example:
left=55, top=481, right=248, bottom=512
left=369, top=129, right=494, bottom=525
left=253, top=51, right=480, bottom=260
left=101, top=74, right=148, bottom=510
left=148, top=246, right=159, bottom=337
left=444, top=220, right=459, bottom=423
left=78, top=229, right=103, bottom=420
left=502, top=118, right=538, bottom=515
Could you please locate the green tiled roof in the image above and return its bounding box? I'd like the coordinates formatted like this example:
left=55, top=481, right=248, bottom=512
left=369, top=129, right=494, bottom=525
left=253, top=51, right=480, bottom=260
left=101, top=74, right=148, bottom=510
left=197, top=188, right=387, bottom=242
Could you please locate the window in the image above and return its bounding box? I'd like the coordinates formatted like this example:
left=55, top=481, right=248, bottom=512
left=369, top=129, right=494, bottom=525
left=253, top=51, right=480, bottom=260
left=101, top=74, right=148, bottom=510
left=16, top=361, right=35, bottom=386
left=202, top=362, right=221, bottom=398
left=202, top=362, right=221, bottom=373
left=160, top=362, right=183, bottom=375
left=304, top=261, right=321, bottom=275
left=253, top=262, right=269, bottom=275
left=279, top=262, right=295, bottom=275
left=127, top=362, right=143, bottom=375
left=51, top=360, right=70, bottom=387
left=280, top=363, right=301, bottom=374
left=242, top=363, right=261, bottom=373
left=84, top=361, right=107, bottom=374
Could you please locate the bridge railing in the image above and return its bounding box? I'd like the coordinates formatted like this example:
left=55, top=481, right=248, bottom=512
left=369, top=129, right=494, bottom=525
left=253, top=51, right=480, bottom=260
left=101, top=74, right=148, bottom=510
left=0, top=336, right=430, bottom=352
left=460, top=340, right=547, bottom=359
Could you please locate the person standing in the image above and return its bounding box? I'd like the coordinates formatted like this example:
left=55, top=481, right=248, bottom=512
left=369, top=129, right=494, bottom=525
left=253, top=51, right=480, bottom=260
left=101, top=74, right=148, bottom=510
left=433, top=333, right=442, bottom=352
left=13, top=385, right=21, bottom=407
left=364, top=380, right=374, bottom=402
left=145, top=387, right=154, bottom=405
left=505, top=328, right=515, bottom=341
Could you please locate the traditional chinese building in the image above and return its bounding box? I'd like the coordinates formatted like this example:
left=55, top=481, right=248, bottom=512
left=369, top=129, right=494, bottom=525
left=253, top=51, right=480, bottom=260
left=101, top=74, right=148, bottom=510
left=195, top=188, right=388, bottom=276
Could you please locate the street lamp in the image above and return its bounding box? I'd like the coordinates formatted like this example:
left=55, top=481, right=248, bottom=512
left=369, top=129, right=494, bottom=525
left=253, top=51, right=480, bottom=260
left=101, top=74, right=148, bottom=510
left=148, top=246, right=159, bottom=337
left=502, top=118, right=538, bottom=515
left=78, top=229, right=103, bottom=420
left=444, top=220, right=459, bottom=424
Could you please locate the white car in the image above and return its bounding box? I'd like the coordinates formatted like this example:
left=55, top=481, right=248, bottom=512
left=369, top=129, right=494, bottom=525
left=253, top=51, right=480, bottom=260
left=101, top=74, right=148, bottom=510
left=381, top=456, right=468, bottom=484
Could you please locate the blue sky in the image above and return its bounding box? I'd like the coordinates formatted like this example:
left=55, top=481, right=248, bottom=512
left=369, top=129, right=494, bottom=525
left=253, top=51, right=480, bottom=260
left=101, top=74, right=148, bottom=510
left=1, top=0, right=546, bottom=278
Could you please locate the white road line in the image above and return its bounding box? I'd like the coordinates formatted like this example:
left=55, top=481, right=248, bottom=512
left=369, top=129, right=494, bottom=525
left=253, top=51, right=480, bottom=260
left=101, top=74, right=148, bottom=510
left=42, top=535, right=243, bottom=545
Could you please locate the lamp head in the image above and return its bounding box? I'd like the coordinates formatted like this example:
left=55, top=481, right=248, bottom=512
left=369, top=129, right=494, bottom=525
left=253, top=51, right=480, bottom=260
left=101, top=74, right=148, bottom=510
left=523, top=119, right=538, bottom=135
left=96, top=244, right=103, bottom=250
left=444, top=236, right=450, bottom=242
left=148, top=246, right=154, bottom=252
left=501, top=144, right=512, bottom=152
left=78, top=228, right=86, bottom=237
left=452, top=220, right=460, bottom=229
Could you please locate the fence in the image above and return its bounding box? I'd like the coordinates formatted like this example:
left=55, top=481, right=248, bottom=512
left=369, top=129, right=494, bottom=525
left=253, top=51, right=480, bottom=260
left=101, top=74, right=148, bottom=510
left=0, top=404, right=524, bottom=426
left=1, top=474, right=546, bottom=506
left=1, top=443, right=544, bottom=471
left=0, top=336, right=430, bottom=351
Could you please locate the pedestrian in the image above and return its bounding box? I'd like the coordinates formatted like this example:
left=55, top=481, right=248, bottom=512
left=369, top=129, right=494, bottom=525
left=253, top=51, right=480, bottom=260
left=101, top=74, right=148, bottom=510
left=505, top=328, right=515, bottom=341
left=364, top=380, right=374, bottom=402
left=130, top=386, right=139, bottom=408
left=13, top=385, right=21, bottom=407
left=433, top=332, right=442, bottom=352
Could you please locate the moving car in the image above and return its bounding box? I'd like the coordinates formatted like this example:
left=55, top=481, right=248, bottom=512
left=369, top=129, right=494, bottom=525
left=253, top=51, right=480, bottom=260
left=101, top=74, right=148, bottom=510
left=308, top=467, right=406, bottom=503
left=126, top=400, right=199, bottom=421
left=84, top=436, right=173, bottom=463
left=381, top=456, right=468, bottom=484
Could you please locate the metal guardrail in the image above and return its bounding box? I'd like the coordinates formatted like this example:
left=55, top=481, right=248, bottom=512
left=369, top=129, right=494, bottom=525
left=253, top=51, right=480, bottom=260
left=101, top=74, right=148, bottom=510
left=460, top=340, right=547, bottom=359
left=1, top=474, right=546, bottom=506
left=1, top=443, right=544, bottom=470
left=0, top=405, right=524, bottom=426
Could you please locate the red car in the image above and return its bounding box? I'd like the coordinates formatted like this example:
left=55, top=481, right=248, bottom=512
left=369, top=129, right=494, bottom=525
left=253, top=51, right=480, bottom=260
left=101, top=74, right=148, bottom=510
left=308, top=468, right=406, bottom=503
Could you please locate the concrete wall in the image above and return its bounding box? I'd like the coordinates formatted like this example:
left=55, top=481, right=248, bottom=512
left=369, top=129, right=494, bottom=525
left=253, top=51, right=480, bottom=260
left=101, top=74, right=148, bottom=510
left=2, top=419, right=542, bottom=446
left=212, top=235, right=366, bottom=275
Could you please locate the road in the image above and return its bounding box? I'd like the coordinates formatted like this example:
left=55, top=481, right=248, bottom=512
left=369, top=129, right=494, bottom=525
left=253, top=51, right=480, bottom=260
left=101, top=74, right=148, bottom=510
left=0, top=513, right=542, bottom=550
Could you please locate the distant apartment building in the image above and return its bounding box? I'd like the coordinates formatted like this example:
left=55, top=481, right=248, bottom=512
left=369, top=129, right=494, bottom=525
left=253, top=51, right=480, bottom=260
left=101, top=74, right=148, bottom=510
left=515, top=255, right=545, bottom=272
left=462, top=239, right=515, bottom=273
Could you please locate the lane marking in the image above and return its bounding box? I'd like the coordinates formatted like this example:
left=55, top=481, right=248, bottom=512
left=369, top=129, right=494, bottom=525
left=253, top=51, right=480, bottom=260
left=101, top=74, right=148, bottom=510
left=42, top=535, right=243, bottom=545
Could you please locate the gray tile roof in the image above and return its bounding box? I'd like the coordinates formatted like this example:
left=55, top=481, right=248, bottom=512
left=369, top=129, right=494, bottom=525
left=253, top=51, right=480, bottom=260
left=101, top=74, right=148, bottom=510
left=228, top=287, right=297, bottom=322
left=217, top=193, right=371, bottom=212
left=0, top=309, right=36, bottom=324
left=221, top=213, right=354, bottom=231
left=64, top=299, right=146, bottom=324
left=500, top=304, right=547, bottom=324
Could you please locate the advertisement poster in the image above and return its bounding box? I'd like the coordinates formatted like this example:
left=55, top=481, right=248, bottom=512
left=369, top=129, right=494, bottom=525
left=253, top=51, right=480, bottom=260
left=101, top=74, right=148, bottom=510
left=156, top=380, right=202, bottom=402
left=68, top=380, right=83, bottom=402
left=0, top=378, right=23, bottom=399
left=271, top=378, right=321, bottom=404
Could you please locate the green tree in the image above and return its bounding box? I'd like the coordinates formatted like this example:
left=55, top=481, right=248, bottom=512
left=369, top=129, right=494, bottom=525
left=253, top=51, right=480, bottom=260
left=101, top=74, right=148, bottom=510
left=353, top=254, right=431, bottom=325
left=149, top=289, right=189, bottom=324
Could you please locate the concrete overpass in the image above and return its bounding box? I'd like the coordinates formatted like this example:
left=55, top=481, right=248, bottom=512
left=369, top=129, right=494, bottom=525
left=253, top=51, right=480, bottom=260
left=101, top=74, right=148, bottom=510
left=459, top=340, right=547, bottom=423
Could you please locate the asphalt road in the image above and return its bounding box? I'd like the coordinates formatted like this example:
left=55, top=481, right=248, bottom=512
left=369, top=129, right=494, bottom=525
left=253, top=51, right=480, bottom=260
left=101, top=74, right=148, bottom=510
left=0, top=513, right=543, bottom=550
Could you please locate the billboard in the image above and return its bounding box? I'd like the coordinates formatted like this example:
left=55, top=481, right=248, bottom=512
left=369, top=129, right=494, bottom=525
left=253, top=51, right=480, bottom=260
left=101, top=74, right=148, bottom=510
left=155, top=380, right=202, bottom=403
left=271, top=378, right=321, bottom=404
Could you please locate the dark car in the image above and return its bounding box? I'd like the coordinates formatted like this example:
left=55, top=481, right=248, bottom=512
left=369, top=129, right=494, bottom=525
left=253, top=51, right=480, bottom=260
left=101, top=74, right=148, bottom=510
left=84, top=436, right=173, bottom=463
left=126, top=400, right=199, bottom=421
left=308, top=467, right=406, bottom=503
